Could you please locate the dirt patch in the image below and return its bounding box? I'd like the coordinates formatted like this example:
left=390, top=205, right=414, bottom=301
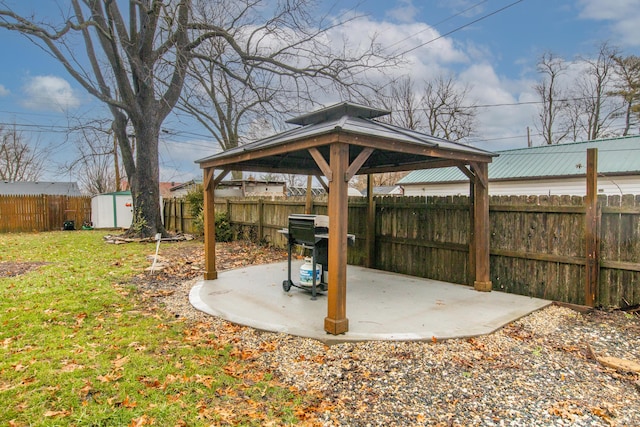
left=127, top=240, right=288, bottom=294
left=0, top=261, right=48, bottom=278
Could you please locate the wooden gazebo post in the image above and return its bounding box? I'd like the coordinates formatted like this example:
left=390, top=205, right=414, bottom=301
left=325, top=142, right=350, bottom=335
left=203, top=168, right=231, bottom=280
left=203, top=168, right=218, bottom=280
left=472, top=162, right=492, bottom=291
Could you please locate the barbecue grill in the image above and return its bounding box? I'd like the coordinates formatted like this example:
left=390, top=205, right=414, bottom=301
left=281, top=214, right=354, bottom=300
left=281, top=214, right=328, bottom=299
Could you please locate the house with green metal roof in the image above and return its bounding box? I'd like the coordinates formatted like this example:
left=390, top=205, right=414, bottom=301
left=397, top=135, right=640, bottom=197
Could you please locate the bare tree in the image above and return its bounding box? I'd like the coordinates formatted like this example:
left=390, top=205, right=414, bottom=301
left=352, top=172, right=407, bottom=192
left=64, top=119, right=118, bottom=195
left=535, top=52, right=571, bottom=145
left=376, top=75, right=476, bottom=141
left=178, top=0, right=394, bottom=179
left=611, top=54, right=640, bottom=136
left=0, top=0, right=389, bottom=237
left=376, top=77, right=422, bottom=130
left=421, top=75, right=477, bottom=142
left=572, top=42, right=621, bottom=140
left=0, top=125, right=46, bottom=181
left=364, top=74, right=477, bottom=190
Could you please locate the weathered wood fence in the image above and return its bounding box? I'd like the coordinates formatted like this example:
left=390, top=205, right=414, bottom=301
left=163, top=194, right=640, bottom=307
left=164, top=197, right=195, bottom=234
left=0, top=195, right=92, bottom=232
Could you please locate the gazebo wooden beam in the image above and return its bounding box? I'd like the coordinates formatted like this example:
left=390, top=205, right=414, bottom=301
left=470, top=161, right=488, bottom=188
left=315, top=175, right=329, bottom=192
left=337, top=133, right=491, bottom=164
left=308, top=147, right=333, bottom=181
left=197, top=134, right=339, bottom=169
left=457, top=164, right=475, bottom=181
left=198, top=131, right=490, bottom=171
left=359, top=159, right=469, bottom=175
left=212, top=168, right=231, bottom=188
left=345, top=147, right=374, bottom=181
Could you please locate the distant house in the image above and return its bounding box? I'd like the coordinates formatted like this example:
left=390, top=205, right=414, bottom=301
left=287, top=186, right=327, bottom=197
left=120, top=181, right=183, bottom=198
left=211, top=179, right=286, bottom=198
left=398, top=136, right=640, bottom=197
left=0, top=181, right=82, bottom=196
left=159, top=182, right=181, bottom=198
left=170, top=179, right=290, bottom=198
left=169, top=180, right=201, bottom=198
left=361, top=185, right=404, bottom=197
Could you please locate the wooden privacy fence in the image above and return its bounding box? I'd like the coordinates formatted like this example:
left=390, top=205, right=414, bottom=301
left=0, top=195, right=91, bottom=232
left=164, top=194, right=640, bottom=307
left=164, top=197, right=196, bottom=234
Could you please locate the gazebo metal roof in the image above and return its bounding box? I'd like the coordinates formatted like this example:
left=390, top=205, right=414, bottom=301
left=195, top=102, right=496, bottom=336
left=195, top=102, right=495, bottom=176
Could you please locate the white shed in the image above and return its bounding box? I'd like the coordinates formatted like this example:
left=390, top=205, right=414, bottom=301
left=91, top=191, right=133, bottom=229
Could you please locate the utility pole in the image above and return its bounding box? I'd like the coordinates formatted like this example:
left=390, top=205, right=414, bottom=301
left=113, top=129, right=121, bottom=191
left=527, top=126, right=532, bottom=148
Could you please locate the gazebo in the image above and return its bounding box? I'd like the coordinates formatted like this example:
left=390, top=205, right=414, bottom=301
left=195, top=102, right=497, bottom=335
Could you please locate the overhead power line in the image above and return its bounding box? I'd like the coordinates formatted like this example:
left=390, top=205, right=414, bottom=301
left=397, top=0, right=525, bottom=56
left=382, top=0, right=490, bottom=52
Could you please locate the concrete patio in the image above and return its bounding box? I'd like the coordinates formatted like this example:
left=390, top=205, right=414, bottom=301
left=190, top=260, right=551, bottom=344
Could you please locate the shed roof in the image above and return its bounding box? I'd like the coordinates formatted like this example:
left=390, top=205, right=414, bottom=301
left=398, top=135, right=640, bottom=184
left=0, top=181, right=82, bottom=196
left=195, top=102, right=496, bottom=175
left=94, top=191, right=132, bottom=197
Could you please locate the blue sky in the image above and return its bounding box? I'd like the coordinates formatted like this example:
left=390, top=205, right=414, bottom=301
left=0, top=0, right=639, bottom=184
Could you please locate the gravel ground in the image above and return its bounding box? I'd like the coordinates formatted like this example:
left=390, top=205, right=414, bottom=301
left=137, top=243, right=640, bottom=426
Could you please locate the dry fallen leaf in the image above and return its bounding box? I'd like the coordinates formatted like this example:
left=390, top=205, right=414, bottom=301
left=113, top=355, right=130, bottom=369
left=44, top=409, right=70, bottom=418
left=128, top=414, right=154, bottom=426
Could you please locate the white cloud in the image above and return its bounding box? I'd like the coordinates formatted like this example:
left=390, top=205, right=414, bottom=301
left=578, top=0, right=640, bottom=46
left=330, top=16, right=538, bottom=149
left=0, top=84, right=9, bottom=97
left=21, top=75, right=81, bottom=111
left=458, top=63, right=539, bottom=149
left=159, top=138, right=213, bottom=182
left=329, top=16, right=468, bottom=82
left=386, top=0, right=420, bottom=24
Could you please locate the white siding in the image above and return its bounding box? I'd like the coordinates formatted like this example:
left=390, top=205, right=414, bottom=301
left=402, top=175, right=640, bottom=197
left=244, top=183, right=285, bottom=196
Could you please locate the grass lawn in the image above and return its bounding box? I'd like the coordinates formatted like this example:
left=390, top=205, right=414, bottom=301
left=0, top=231, right=309, bottom=426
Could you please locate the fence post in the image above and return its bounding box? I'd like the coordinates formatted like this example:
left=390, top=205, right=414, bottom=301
left=43, top=195, right=50, bottom=231
left=257, top=198, right=264, bottom=241
left=585, top=148, right=600, bottom=307
left=305, top=175, right=313, bottom=214
left=366, top=174, right=376, bottom=268
left=179, top=198, right=185, bottom=233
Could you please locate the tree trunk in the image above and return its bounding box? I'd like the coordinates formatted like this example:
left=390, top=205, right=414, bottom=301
left=123, top=116, right=165, bottom=238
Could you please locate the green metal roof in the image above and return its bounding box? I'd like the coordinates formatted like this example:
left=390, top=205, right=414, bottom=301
left=398, top=135, right=640, bottom=184
left=95, top=190, right=132, bottom=196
